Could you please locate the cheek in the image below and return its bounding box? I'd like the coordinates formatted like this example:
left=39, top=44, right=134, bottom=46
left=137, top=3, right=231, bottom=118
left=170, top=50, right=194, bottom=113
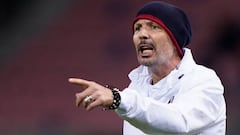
left=133, top=35, right=138, bottom=48
left=155, top=35, right=171, bottom=48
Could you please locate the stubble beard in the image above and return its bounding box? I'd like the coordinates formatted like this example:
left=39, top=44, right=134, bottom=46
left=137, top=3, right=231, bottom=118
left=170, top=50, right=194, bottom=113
left=138, top=57, right=156, bottom=67
left=137, top=52, right=168, bottom=68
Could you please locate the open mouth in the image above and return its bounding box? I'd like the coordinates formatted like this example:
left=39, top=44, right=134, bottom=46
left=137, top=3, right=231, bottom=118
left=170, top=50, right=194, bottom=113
left=139, top=46, right=154, bottom=53
left=138, top=43, right=154, bottom=57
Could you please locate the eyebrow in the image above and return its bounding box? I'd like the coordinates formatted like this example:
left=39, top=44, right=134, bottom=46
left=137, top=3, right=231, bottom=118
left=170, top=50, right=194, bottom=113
left=146, top=21, right=158, bottom=26
left=134, top=23, right=141, bottom=28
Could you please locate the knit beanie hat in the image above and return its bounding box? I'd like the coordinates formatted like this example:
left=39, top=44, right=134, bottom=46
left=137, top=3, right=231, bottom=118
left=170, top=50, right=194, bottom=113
left=133, top=1, right=192, bottom=56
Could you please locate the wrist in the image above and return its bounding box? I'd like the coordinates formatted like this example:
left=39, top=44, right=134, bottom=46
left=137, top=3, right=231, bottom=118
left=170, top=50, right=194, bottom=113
left=105, top=85, right=121, bottom=110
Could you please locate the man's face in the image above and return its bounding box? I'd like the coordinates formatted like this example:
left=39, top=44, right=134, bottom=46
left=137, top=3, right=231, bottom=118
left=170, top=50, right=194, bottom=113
left=133, top=19, right=177, bottom=67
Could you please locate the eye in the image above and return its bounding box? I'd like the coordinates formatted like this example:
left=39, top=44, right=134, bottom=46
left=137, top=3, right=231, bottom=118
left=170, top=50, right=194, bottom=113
left=151, top=25, right=160, bottom=30
left=134, top=26, right=140, bottom=32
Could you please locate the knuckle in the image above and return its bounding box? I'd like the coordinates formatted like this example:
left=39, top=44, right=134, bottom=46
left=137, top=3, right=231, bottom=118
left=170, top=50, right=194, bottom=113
left=89, top=81, right=96, bottom=85
left=76, top=93, right=84, bottom=99
left=95, top=90, right=101, bottom=95
left=98, top=97, right=104, bottom=103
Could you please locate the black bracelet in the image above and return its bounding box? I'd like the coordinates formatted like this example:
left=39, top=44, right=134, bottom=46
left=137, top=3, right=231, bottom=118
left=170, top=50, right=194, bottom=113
left=106, top=85, right=121, bottom=110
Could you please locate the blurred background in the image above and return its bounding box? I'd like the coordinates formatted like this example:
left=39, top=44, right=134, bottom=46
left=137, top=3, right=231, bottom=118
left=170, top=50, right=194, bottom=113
left=0, top=0, right=239, bottom=135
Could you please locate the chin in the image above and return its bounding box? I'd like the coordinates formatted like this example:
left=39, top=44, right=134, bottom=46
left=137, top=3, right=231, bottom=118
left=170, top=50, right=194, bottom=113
left=138, top=60, right=154, bottom=67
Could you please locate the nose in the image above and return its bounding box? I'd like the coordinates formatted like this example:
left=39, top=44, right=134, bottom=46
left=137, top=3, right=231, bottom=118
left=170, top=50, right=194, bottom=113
left=138, top=28, right=149, bottom=39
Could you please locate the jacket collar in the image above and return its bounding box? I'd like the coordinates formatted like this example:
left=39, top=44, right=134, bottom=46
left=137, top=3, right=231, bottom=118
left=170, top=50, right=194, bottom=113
left=128, top=48, right=196, bottom=84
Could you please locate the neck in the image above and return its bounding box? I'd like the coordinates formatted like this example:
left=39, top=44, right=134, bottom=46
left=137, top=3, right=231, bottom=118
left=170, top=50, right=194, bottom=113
left=149, top=57, right=181, bottom=85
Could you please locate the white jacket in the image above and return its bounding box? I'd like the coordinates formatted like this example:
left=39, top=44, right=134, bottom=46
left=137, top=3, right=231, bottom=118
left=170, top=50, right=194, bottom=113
left=116, top=48, right=226, bottom=135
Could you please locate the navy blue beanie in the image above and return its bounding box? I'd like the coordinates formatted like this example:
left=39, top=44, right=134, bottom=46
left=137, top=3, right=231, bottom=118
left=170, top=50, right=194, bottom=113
left=133, top=1, right=192, bottom=56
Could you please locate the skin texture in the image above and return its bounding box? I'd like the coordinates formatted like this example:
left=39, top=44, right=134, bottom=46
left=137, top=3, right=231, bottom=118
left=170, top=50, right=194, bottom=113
left=69, top=19, right=181, bottom=111
left=69, top=78, right=113, bottom=111
left=133, top=19, right=181, bottom=84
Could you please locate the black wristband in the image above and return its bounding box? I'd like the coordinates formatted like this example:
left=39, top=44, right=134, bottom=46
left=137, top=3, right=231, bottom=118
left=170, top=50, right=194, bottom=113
left=106, top=85, right=121, bottom=110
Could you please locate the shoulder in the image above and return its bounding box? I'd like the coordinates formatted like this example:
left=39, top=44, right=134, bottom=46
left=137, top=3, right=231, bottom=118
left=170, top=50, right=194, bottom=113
left=180, top=64, right=224, bottom=94
left=180, top=48, right=223, bottom=87
left=192, top=64, right=221, bottom=82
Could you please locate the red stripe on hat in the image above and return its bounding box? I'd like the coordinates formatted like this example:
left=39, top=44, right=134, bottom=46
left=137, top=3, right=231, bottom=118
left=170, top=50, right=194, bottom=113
left=133, top=14, right=183, bottom=57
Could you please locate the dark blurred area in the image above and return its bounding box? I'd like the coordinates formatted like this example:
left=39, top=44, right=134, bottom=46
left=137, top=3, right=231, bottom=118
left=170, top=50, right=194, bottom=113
left=0, top=0, right=239, bottom=135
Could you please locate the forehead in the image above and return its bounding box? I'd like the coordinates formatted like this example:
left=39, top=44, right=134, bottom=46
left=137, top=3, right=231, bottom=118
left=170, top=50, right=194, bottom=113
left=133, top=19, right=158, bottom=26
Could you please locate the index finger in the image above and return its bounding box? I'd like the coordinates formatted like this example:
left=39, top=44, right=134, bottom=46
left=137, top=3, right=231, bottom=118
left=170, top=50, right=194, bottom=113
left=68, top=78, right=90, bottom=89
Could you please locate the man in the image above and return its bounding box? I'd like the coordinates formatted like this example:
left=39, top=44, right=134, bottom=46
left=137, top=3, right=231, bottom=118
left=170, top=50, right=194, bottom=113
left=69, top=1, right=226, bottom=135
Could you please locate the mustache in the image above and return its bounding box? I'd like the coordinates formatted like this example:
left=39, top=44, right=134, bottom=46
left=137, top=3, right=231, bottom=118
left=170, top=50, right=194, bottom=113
left=137, top=40, right=154, bottom=51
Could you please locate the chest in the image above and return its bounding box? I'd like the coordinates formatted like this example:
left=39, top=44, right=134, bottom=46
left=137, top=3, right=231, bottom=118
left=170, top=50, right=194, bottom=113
left=129, top=77, right=183, bottom=104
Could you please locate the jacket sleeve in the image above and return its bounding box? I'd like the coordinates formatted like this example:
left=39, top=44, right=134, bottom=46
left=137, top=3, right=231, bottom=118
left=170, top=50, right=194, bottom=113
left=115, top=75, right=226, bottom=134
